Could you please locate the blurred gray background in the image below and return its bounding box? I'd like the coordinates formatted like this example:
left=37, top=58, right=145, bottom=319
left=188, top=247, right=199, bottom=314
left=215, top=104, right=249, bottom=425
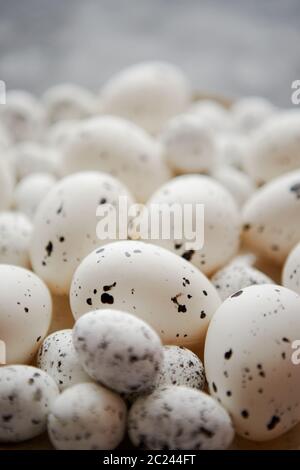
left=0, top=0, right=299, bottom=106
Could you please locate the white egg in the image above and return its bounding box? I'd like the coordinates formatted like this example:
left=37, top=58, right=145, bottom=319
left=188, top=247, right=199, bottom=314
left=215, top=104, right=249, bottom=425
left=138, top=175, right=240, bottom=276
left=30, top=171, right=134, bottom=295
left=0, top=211, right=32, bottom=268
left=61, top=116, right=170, bottom=202
left=0, top=157, right=14, bottom=210
left=0, top=365, right=59, bottom=442
left=46, top=120, right=79, bottom=149
left=70, top=241, right=221, bottom=351
left=128, top=386, right=234, bottom=450
left=205, top=284, right=300, bottom=441
left=216, top=133, right=248, bottom=169
left=0, top=123, right=11, bottom=149
left=37, top=329, right=91, bottom=391
left=211, top=260, right=273, bottom=301
left=73, top=309, right=163, bottom=394
left=231, top=96, right=275, bottom=134
left=242, top=170, right=300, bottom=265
left=48, top=382, right=127, bottom=450
left=99, top=61, right=190, bottom=134
left=282, top=241, right=300, bottom=294
left=43, top=84, right=96, bottom=123
left=8, top=141, right=60, bottom=180
left=160, top=113, right=217, bottom=174
left=0, top=90, right=45, bottom=142
left=0, top=265, right=52, bottom=364
left=13, top=172, right=56, bottom=219
left=188, top=99, right=232, bottom=133
left=244, top=113, right=300, bottom=184
left=212, top=166, right=255, bottom=208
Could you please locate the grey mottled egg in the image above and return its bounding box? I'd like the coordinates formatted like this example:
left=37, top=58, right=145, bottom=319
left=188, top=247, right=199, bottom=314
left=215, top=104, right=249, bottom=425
left=37, top=329, right=91, bottom=391
left=128, top=385, right=234, bottom=450
left=205, top=284, right=300, bottom=441
left=73, top=310, right=163, bottom=394
left=0, top=211, right=32, bottom=268
left=211, top=261, right=273, bottom=301
left=48, top=382, right=127, bottom=450
left=0, top=365, right=59, bottom=442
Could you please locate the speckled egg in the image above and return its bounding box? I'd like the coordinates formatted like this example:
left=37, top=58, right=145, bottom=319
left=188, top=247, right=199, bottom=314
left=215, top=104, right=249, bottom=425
left=205, top=284, right=300, bottom=441
left=99, top=61, right=190, bottom=134
left=244, top=113, right=300, bottom=184
left=242, top=170, right=300, bottom=265
left=0, top=265, right=52, bottom=364
left=0, top=157, right=14, bottom=211
left=73, top=309, right=163, bottom=394
left=30, top=171, right=134, bottom=295
left=13, top=173, right=56, bottom=219
left=160, top=113, right=217, bottom=174
left=61, top=116, right=170, bottom=202
left=212, top=166, right=255, bottom=208
left=48, top=382, right=127, bottom=450
left=70, top=241, right=221, bottom=351
left=43, top=83, right=96, bottom=123
left=0, top=211, right=32, bottom=267
left=211, top=260, right=273, bottom=301
left=282, top=241, right=300, bottom=294
left=8, top=142, right=60, bottom=180
left=154, top=345, right=206, bottom=390
left=231, top=96, right=275, bottom=134
left=128, top=385, right=234, bottom=450
left=37, top=329, right=91, bottom=391
left=138, top=175, right=240, bottom=276
left=0, top=90, right=45, bottom=142
left=0, top=365, right=59, bottom=442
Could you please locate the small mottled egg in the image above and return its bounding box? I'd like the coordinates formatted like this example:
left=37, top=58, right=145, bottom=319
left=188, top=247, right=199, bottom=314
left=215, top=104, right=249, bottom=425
left=0, top=211, right=32, bottom=268
left=61, top=116, right=170, bottom=202
left=99, top=61, right=190, bottom=134
left=282, top=241, right=300, bottom=294
left=43, top=83, right=96, bottom=123
left=70, top=241, right=221, bottom=351
left=73, top=309, right=163, bottom=394
left=205, top=284, right=300, bottom=441
left=0, top=264, right=52, bottom=363
left=212, top=166, right=255, bottom=208
left=128, top=386, right=234, bottom=450
left=37, top=329, right=91, bottom=391
left=13, top=173, right=56, bottom=219
left=231, top=96, right=275, bottom=134
left=0, top=90, right=45, bottom=142
left=211, top=260, right=273, bottom=301
left=160, top=113, right=217, bottom=174
left=154, top=345, right=206, bottom=390
left=244, top=113, right=300, bottom=184
left=138, top=175, right=240, bottom=276
left=30, top=171, right=134, bottom=294
left=48, top=382, right=127, bottom=450
left=0, top=365, right=59, bottom=442
left=242, top=170, right=300, bottom=264
left=0, top=157, right=14, bottom=211
left=9, top=142, right=60, bottom=180
left=187, top=99, right=232, bottom=133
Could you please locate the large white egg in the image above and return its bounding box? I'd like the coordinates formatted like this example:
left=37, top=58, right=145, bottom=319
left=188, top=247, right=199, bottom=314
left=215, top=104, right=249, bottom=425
left=30, top=171, right=134, bottom=295
left=61, top=116, right=171, bottom=202
left=205, top=284, right=300, bottom=441
left=282, top=241, right=300, bottom=294
left=0, top=265, right=52, bottom=364
left=242, top=170, right=300, bottom=265
left=99, top=61, right=190, bottom=134
left=137, top=175, right=240, bottom=276
left=70, top=241, right=221, bottom=351
left=0, top=211, right=32, bottom=268
left=13, top=172, right=56, bottom=219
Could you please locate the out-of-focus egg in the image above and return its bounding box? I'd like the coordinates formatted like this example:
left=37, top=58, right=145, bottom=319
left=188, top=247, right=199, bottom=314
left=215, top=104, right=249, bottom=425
left=216, top=133, right=248, bottom=170
left=99, top=61, right=190, bottom=134
left=0, top=265, right=52, bottom=364
left=0, top=211, right=32, bottom=268
left=212, top=166, right=255, bottom=208
left=13, top=172, right=56, bottom=219
left=30, top=171, right=134, bottom=295
left=0, top=157, right=14, bottom=210
left=46, top=120, right=79, bottom=149
left=70, top=241, right=221, bottom=351
left=282, top=241, right=300, bottom=294
left=188, top=99, right=232, bottom=133
left=231, top=96, right=275, bottom=134
left=8, top=142, right=60, bottom=180
left=242, top=170, right=300, bottom=265
left=205, top=284, right=300, bottom=441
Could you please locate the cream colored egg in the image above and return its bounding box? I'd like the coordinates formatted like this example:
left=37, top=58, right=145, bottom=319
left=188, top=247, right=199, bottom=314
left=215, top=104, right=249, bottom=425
left=30, top=171, right=134, bottom=295
left=70, top=241, right=221, bottom=351
left=0, top=265, right=52, bottom=364
left=282, top=242, right=300, bottom=294
left=205, top=284, right=300, bottom=441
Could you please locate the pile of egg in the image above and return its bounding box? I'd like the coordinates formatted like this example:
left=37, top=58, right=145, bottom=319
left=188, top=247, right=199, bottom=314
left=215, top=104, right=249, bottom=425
left=1, top=61, right=300, bottom=450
